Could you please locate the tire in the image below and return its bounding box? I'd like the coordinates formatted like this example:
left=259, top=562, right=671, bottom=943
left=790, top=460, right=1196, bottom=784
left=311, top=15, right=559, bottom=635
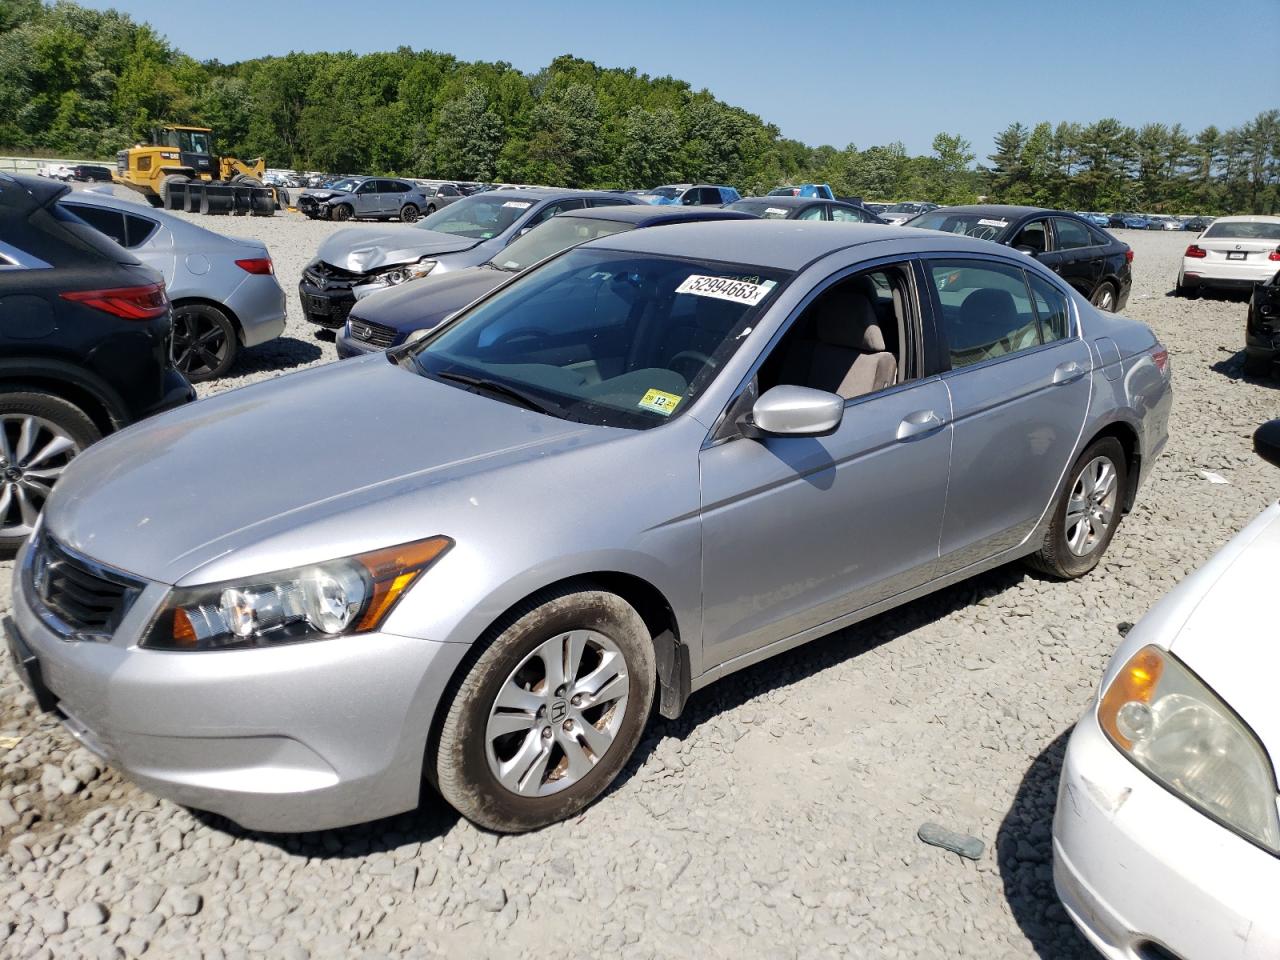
left=423, top=204, right=436, bottom=216
left=159, top=174, right=191, bottom=208
left=1026, top=437, right=1128, bottom=580
left=433, top=586, right=656, bottom=833
left=169, top=302, right=237, bottom=382
left=331, top=203, right=353, bottom=222
left=0, top=390, right=101, bottom=557
left=399, top=203, right=420, bottom=223
left=1243, top=352, right=1273, bottom=377
left=229, top=173, right=264, bottom=188
left=1090, top=282, right=1117, bottom=312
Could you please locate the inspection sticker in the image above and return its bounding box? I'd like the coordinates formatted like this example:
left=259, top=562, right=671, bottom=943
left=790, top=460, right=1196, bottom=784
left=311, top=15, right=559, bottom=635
left=676, top=274, right=775, bottom=306
left=502, top=200, right=532, bottom=209
left=978, top=218, right=1008, bottom=228
left=765, top=207, right=789, bottom=217
left=638, top=388, right=682, bottom=416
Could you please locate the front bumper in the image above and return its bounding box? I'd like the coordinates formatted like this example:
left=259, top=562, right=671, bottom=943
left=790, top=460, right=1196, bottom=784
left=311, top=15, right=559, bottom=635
left=298, top=280, right=356, bottom=329
left=7, top=541, right=469, bottom=832
left=1053, top=712, right=1280, bottom=959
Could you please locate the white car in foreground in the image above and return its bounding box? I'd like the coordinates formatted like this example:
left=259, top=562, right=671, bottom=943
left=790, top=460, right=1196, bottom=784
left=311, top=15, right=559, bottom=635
left=1053, top=420, right=1280, bottom=960
left=1177, top=215, right=1280, bottom=295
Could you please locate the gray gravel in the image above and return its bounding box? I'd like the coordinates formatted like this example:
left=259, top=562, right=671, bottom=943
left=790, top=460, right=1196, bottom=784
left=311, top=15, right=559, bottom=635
left=3, top=219, right=1278, bottom=959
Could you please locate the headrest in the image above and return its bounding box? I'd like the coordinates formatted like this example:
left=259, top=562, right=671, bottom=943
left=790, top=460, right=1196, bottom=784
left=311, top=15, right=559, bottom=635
left=815, top=293, right=886, bottom=352
left=960, top=287, right=1018, bottom=323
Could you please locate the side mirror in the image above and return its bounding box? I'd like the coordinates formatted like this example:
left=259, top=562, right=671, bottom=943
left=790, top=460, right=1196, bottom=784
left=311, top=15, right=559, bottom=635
left=741, top=385, right=843, bottom=438
left=1014, top=245, right=1038, bottom=256
left=1254, top=419, right=1280, bottom=467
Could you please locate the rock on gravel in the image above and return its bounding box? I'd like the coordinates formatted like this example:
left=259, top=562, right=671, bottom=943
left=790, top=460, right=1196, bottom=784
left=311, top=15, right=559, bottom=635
left=1, top=227, right=1275, bottom=959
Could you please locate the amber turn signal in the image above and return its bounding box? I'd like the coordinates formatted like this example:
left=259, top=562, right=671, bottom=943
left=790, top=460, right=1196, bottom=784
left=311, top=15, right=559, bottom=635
left=1098, top=645, right=1164, bottom=749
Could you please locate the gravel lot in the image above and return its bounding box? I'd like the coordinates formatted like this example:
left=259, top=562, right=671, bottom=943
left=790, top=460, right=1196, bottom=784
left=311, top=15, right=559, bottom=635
left=2, top=206, right=1276, bottom=960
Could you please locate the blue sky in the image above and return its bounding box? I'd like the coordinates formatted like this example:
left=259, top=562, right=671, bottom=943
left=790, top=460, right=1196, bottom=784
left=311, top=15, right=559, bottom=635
left=84, top=0, right=1279, bottom=158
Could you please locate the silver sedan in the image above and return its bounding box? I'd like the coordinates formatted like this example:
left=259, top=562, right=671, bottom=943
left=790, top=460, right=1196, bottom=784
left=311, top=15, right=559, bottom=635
left=6, top=221, right=1172, bottom=833
left=60, top=190, right=287, bottom=382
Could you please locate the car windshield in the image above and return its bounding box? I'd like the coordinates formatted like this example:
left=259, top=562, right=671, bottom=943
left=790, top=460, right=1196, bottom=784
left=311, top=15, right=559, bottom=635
left=408, top=247, right=789, bottom=429
left=328, top=178, right=360, bottom=193
left=1203, top=221, right=1280, bottom=241
left=905, top=211, right=1011, bottom=240
left=491, top=215, right=637, bottom=273
left=415, top=194, right=534, bottom=239
left=726, top=200, right=793, bottom=219
left=886, top=202, right=925, bottom=214
left=767, top=187, right=799, bottom=196
left=647, top=187, right=681, bottom=200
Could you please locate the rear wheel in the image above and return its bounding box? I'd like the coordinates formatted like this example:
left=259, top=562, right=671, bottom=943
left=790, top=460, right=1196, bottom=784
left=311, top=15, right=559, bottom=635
left=1090, top=282, right=1117, bottom=312
left=434, top=586, right=656, bottom=832
left=0, top=391, right=100, bottom=556
left=400, top=203, right=420, bottom=223
left=169, top=302, right=237, bottom=382
left=331, top=203, right=353, bottom=222
left=1027, top=437, right=1127, bottom=579
left=423, top=204, right=436, bottom=217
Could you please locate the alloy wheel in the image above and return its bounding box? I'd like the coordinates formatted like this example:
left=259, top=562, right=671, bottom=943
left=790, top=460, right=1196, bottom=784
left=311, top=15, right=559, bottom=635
left=1064, top=455, right=1118, bottom=556
left=0, top=414, right=81, bottom=539
left=169, top=308, right=230, bottom=379
left=485, top=629, right=630, bottom=797
left=1094, top=287, right=1115, bottom=311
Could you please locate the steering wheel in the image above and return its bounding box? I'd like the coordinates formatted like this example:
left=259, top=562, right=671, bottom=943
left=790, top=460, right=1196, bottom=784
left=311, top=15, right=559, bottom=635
left=491, top=327, right=547, bottom=348
left=668, top=349, right=715, bottom=381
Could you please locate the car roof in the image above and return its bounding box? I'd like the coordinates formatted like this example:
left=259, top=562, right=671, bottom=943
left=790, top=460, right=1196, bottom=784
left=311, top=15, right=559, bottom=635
left=562, top=206, right=758, bottom=226
left=922, top=204, right=1052, bottom=218
left=731, top=195, right=823, bottom=208
left=585, top=219, right=991, bottom=270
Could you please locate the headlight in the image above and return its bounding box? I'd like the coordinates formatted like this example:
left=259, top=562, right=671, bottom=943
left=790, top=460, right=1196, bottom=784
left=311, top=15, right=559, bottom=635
left=141, top=536, right=452, bottom=651
left=377, top=259, right=436, bottom=286
left=1098, top=644, right=1280, bottom=853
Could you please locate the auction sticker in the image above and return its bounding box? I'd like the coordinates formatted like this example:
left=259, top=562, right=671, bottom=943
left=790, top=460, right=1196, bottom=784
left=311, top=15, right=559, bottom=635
left=638, top=388, right=682, bottom=416
left=503, top=201, right=532, bottom=209
left=676, top=274, right=775, bottom=306
left=978, top=218, right=1008, bottom=228
left=765, top=207, right=789, bottom=218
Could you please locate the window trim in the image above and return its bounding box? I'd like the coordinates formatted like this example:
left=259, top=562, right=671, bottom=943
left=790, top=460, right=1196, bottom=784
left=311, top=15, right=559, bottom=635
left=0, top=238, right=51, bottom=270
left=921, top=254, right=1082, bottom=378
left=706, top=254, right=930, bottom=446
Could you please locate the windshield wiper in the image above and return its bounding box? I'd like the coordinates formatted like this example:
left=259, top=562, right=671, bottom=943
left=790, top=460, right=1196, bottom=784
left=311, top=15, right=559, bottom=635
left=433, top=370, right=561, bottom=415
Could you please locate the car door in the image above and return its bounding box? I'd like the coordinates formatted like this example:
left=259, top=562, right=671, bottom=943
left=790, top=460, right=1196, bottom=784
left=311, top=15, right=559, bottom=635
left=1049, top=217, right=1104, bottom=298
left=698, top=258, right=954, bottom=669
left=925, top=257, right=1092, bottom=574
left=352, top=180, right=380, bottom=217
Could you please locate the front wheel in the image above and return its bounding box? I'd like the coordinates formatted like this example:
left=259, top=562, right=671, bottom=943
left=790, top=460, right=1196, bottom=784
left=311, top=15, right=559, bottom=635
left=1090, top=282, right=1117, bottom=312
left=331, top=204, right=353, bottom=222
left=0, top=390, right=101, bottom=556
left=1026, top=437, right=1128, bottom=579
left=433, top=586, right=656, bottom=832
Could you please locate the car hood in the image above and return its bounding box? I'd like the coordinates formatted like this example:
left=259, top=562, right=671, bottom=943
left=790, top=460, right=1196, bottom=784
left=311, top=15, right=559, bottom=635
left=1156, top=504, right=1280, bottom=756
left=349, top=266, right=507, bottom=332
left=315, top=226, right=481, bottom=273
left=43, top=355, right=609, bottom=585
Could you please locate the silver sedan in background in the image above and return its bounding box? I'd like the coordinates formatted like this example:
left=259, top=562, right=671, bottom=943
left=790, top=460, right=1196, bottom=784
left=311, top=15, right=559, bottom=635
left=60, top=190, right=286, bottom=382
left=6, top=222, right=1171, bottom=835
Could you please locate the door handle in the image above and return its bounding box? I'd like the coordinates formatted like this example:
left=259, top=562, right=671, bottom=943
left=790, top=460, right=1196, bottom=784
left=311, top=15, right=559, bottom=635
left=897, top=409, right=946, bottom=441
left=1052, top=360, right=1087, bottom=385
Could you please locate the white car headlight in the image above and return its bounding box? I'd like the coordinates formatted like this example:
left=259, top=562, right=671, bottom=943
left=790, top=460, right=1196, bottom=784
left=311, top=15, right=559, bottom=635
left=379, top=259, right=436, bottom=286
left=141, top=537, right=452, bottom=650
left=1098, top=644, right=1280, bottom=853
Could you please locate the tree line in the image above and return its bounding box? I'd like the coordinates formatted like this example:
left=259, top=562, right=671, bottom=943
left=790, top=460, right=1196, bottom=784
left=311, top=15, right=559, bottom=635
left=3, top=1, right=1277, bottom=213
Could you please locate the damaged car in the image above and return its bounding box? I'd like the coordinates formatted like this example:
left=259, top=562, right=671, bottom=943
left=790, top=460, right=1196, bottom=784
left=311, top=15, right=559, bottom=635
left=300, top=188, right=640, bottom=330
left=297, top=176, right=434, bottom=223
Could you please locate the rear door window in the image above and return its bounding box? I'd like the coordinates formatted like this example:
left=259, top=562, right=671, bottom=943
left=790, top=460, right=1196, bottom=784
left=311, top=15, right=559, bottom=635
left=796, top=204, right=826, bottom=221
left=927, top=259, right=1044, bottom=369
left=1052, top=217, right=1095, bottom=250
left=831, top=205, right=868, bottom=223
left=1027, top=273, right=1072, bottom=342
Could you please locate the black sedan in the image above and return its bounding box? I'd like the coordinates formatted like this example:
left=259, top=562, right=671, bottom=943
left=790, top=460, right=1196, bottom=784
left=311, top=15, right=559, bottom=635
left=725, top=195, right=887, bottom=224
left=905, top=205, right=1133, bottom=312
left=0, top=174, right=193, bottom=553
left=337, top=204, right=758, bottom=358
left=1245, top=270, right=1280, bottom=377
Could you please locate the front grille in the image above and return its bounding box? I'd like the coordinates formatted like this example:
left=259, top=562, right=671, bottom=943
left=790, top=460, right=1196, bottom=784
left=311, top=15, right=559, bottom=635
left=303, top=261, right=363, bottom=290
left=348, top=318, right=397, bottom=348
left=29, top=536, right=143, bottom=637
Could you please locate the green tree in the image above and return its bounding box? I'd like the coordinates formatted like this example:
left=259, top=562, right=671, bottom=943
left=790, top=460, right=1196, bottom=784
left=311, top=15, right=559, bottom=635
left=427, top=81, right=503, bottom=180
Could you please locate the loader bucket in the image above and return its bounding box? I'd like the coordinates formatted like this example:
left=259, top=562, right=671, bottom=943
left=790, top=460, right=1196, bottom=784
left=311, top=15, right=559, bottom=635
left=230, top=185, right=253, bottom=216
left=185, top=183, right=204, bottom=213
left=249, top=187, right=276, bottom=217
left=200, top=184, right=234, bottom=215
left=165, top=182, right=188, bottom=210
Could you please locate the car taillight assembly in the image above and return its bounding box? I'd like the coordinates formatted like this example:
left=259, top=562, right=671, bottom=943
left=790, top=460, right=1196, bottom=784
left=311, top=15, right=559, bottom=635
left=235, top=257, right=274, bottom=275
left=1151, top=345, right=1169, bottom=376
left=1185, top=245, right=1207, bottom=259
left=1125, top=248, right=1134, bottom=263
left=1269, top=247, right=1280, bottom=262
left=60, top=282, right=168, bottom=320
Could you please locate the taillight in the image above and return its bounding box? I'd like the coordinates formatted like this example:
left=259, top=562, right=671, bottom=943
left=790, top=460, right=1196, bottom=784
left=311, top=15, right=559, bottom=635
left=60, top=282, right=168, bottom=320
left=1185, top=245, right=1207, bottom=259
left=1268, top=248, right=1280, bottom=262
left=235, top=257, right=274, bottom=275
left=1151, top=345, right=1169, bottom=376
left=1125, top=248, right=1134, bottom=263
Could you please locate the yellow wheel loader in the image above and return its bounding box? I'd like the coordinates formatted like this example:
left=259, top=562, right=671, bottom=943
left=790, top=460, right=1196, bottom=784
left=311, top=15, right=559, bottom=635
left=115, top=126, right=286, bottom=216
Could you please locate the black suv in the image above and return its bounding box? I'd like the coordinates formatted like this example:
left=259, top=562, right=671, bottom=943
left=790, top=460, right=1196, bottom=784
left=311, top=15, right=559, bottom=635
left=0, top=174, right=193, bottom=554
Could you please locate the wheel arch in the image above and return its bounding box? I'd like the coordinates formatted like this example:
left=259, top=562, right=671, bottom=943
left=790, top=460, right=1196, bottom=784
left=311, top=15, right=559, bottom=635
left=171, top=295, right=244, bottom=344
left=1084, top=419, right=1141, bottom=512
left=0, top=359, right=129, bottom=435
